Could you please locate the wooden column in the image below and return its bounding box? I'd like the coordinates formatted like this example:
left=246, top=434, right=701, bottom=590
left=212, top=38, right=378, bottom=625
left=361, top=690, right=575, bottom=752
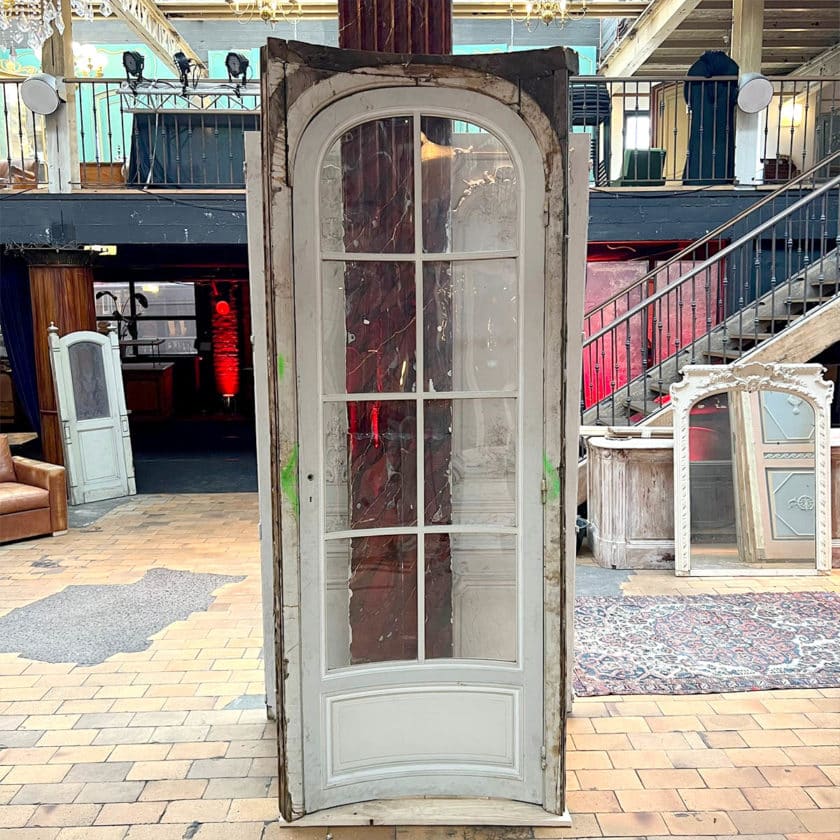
left=731, top=0, right=765, bottom=186
left=27, top=251, right=96, bottom=464
left=41, top=2, right=78, bottom=192
left=338, top=0, right=451, bottom=53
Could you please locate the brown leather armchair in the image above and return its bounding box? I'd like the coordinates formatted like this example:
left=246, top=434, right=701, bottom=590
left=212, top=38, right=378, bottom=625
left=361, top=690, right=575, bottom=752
left=0, top=435, right=68, bottom=543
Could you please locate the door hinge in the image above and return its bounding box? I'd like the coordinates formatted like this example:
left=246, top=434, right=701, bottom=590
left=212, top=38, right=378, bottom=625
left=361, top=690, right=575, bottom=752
left=540, top=745, right=547, bottom=770
left=540, top=476, right=548, bottom=505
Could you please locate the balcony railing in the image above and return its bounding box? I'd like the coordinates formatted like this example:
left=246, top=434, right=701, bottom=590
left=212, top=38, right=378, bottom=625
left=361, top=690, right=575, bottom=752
left=570, top=75, right=840, bottom=187
left=2, top=73, right=838, bottom=192
left=0, top=77, right=260, bottom=191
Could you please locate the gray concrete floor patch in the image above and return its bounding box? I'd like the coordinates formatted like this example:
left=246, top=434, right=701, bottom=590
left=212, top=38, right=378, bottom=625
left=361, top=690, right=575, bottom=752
left=575, top=562, right=633, bottom=597
left=0, top=568, right=244, bottom=666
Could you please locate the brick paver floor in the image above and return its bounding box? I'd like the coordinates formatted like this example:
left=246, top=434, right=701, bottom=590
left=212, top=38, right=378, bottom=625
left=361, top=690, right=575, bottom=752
left=0, top=493, right=837, bottom=839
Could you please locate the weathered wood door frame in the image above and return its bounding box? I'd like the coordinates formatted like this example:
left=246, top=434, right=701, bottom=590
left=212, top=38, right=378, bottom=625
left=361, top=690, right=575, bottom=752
left=257, top=40, right=582, bottom=823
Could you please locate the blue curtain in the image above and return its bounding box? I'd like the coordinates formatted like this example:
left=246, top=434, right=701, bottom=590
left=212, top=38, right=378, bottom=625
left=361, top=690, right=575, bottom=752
left=0, top=253, right=40, bottom=432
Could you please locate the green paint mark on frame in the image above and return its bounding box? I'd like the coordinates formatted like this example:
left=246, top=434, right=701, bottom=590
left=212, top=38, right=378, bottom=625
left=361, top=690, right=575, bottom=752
left=543, top=453, right=561, bottom=502
left=277, top=353, right=286, bottom=381
left=281, top=444, right=300, bottom=519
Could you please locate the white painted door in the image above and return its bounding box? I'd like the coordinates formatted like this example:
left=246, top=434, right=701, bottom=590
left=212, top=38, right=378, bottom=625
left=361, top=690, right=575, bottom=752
left=294, top=88, right=545, bottom=811
left=49, top=326, right=136, bottom=505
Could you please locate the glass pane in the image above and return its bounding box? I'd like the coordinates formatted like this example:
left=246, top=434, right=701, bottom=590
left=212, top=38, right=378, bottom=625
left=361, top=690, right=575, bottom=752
left=68, top=341, right=110, bottom=421
left=421, top=117, right=517, bottom=253
left=324, top=401, right=417, bottom=531
left=760, top=391, right=815, bottom=442
left=767, top=470, right=816, bottom=540
left=326, top=535, right=418, bottom=669
left=320, top=116, right=414, bottom=253
left=424, top=261, right=518, bottom=393
left=136, top=320, right=197, bottom=356
left=322, top=261, right=416, bottom=395
left=425, top=398, right=516, bottom=527
left=137, top=282, right=196, bottom=318
left=689, top=392, right=737, bottom=558
left=94, top=282, right=131, bottom=318
left=425, top=533, right=516, bottom=662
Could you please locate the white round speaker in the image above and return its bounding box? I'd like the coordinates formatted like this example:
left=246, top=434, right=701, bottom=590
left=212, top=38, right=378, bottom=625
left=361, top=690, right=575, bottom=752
left=21, top=74, right=63, bottom=115
left=737, top=73, right=773, bottom=114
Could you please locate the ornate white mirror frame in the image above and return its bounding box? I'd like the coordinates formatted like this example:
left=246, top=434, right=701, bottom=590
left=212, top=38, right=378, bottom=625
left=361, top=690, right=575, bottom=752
left=671, top=363, right=834, bottom=576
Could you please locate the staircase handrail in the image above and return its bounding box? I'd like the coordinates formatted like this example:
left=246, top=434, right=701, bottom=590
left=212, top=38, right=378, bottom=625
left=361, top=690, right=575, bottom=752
left=584, top=169, right=840, bottom=349
left=584, top=149, right=840, bottom=322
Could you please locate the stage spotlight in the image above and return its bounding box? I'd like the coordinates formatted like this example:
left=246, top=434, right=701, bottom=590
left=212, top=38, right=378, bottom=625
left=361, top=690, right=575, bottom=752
left=122, top=50, right=145, bottom=92
left=174, top=51, right=194, bottom=94
left=225, top=52, right=250, bottom=86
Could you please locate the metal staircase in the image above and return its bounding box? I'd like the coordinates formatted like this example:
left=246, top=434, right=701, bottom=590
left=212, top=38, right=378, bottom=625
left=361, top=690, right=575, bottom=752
left=582, top=151, right=840, bottom=428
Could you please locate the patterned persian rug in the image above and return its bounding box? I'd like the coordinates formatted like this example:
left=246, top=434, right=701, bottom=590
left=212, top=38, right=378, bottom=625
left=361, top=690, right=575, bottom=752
left=574, top=592, right=840, bottom=696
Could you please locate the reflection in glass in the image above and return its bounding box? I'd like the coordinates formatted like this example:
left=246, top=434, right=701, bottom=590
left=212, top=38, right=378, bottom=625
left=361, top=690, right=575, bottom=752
left=425, top=533, right=516, bottom=662
left=424, top=261, right=518, bottom=392
left=421, top=117, right=517, bottom=254
left=326, top=534, right=418, bottom=669
left=69, top=342, right=109, bottom=421
left=320, top=117, right=414, bottom=253
left=322, top=261, right=416, bottom=395
left=425, top=398, right=516, bottom=526
left=324, top=401, right=417, bottom=532
left=688, top=389, right=816, bottom=571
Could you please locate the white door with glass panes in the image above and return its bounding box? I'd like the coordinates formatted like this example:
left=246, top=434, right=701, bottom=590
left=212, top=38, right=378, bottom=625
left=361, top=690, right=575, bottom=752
left=48, top=326, right=136, bottom=505
left=294, top=88, right=545, bottom=811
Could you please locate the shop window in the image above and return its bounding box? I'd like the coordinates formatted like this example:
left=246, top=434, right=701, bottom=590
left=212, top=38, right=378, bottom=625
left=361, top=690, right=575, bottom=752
left=94, top=280, right=197, bottom=355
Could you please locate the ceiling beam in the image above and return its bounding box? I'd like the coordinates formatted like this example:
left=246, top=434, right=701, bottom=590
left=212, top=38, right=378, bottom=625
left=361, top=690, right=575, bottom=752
left=150, top=0, right=649, bottom=17
left=790, top=42, right=840, bottom=77
left=107, top=0, right=204, bottom=70
left=599, top=0, right=704, bottom=76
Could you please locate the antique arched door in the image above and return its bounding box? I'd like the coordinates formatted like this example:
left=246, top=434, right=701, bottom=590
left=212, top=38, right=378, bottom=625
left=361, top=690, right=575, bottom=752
left=48, top=325, right=135, bottom=505
left=258, top=40, right=582, bottom=822
left=293, top=87, right=545, bottom=811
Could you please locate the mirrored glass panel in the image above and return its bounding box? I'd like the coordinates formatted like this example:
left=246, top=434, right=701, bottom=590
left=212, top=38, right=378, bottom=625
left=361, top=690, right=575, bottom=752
left=325, top=534, right=418, bottom=669
left=424, top=398, right=516, bottom=527
left=68, top=342, right=109, bottom=421
left=688, top=389, right=816, bottom=571
left=425, top=533, right=517, bottom=662
left=322, top=261, right=416, bottom=395
left=423, top=261, right=518, bottom=393
left=421, top=117, right=517, bottom=253
left=324, top=400, right=417, bottom=532
left=320, top=116, right=414, bottom=253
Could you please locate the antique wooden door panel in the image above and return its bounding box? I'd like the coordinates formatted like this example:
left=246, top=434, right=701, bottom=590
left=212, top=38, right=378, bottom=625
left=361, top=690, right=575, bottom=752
left=48, top=326, right=136, bottom=505
left=294, top=88, right=545, bottom=811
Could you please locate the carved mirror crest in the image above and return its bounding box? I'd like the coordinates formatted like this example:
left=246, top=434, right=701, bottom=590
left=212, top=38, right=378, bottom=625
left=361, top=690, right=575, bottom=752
left=671, top=363, right=833, bottom=576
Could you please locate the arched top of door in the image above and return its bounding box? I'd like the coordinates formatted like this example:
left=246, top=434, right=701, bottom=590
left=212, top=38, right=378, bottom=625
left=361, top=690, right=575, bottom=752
left=262, top=39, right=576, bottom=193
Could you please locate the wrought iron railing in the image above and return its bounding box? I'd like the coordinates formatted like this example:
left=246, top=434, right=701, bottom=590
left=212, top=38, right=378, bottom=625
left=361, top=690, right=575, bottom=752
left=570, top=75, right=840, bottom=187
left=0, top=80, right=47, bottom=189
left=0, top=77, right=261, bottom=190
left=582, top=151, right=840, bottom=424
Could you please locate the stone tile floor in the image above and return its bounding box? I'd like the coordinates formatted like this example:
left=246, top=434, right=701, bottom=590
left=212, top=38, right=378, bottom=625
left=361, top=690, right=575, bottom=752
left=0, top=493, right=837, bottom=839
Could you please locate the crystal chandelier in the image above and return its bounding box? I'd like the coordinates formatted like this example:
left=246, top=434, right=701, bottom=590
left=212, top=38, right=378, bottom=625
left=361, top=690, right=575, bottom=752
left=227, top=0, right=301, bottom=24
left=0, top=0, right=111, bottom=50
left=508, top=0, right=588, bottom=30
left=0, top=0, right=63, bottom=49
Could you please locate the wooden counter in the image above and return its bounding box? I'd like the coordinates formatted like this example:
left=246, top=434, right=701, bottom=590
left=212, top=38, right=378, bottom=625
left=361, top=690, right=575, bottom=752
left=122, top=362, right=174, bottom=419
